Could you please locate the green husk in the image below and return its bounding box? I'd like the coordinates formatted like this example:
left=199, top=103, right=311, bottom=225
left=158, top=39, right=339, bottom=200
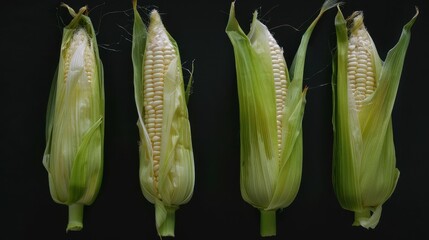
left=332, top=5, right=418, bottom=229
left=43, top=3, right=105, bottom=232
left=132, top=0, right=195, bottom=236
left=226, top=0, right=337, bottom=236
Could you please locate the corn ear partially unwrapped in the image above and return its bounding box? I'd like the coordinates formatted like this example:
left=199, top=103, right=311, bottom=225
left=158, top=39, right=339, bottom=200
left=42, top=4, right=104, bottom=232
left=132, top=0, right=195, bottom=237
left=332, top=5, right=418, bottom=229
left=226, top=0, right=337, bottom=236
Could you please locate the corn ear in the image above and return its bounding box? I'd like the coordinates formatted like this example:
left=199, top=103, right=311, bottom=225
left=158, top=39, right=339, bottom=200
left=132, top=0, right=195, bottom=237
left=42, top=3, right=104, bottom=232
left=226, top=0, right=337, bottom=236
left=332, top=5, right=418, bottom=229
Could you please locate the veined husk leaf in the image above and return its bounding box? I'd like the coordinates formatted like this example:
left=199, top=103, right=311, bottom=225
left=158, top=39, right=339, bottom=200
left=332, top=5, right=418, bottom=229
left=42, top=3, right=104, bottom=232
left=226, top=0, right=337, bottom=236
left=132, top=0, right=195, bottom=236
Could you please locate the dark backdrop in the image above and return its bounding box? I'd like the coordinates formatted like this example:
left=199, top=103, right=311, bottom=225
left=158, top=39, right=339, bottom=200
left=1, top=0, right=427, bottom=239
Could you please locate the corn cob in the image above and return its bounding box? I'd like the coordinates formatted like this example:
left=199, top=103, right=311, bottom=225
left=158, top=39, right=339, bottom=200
left=42, top=3, right=104, bottom=232
left=346, top=13, right=377, bottom=110
left=132, top=0, right=195, bottom=236
left=332, top=5, right=418, bottom=229
left=226, top=0, right=337, bottom=236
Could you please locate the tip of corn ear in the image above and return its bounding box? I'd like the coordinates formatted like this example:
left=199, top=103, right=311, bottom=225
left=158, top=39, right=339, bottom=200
left=347, top=11, right=365, bottom=34
left=150, top=9, right=162, bottom=24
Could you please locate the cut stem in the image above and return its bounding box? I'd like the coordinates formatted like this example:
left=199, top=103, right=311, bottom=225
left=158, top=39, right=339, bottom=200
left=158, top=206, right=176, bottom=237
left=353, top=209, right=371, bottom=226
left=67, top=203, right=84, bottom=231
left=260, top=209, right=276, bottom=237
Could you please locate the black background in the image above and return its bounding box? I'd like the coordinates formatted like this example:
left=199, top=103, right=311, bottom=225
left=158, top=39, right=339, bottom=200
left=1, top=0, right=428, bottom=239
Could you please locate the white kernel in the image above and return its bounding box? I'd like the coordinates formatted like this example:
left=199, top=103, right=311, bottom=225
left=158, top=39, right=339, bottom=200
left=355, top=95, right=365, bottom=100
left=144, top=88, right=154, bottom=95
left=154, top=82, right=164, bottom=87
left=347, top=66, right=357, bottom=71
left=153, top=67, right=163, bottom=74
left=145, top=92, right=155, bottom=98
left=153, top=100, right=162, bottom=106
left=348, top=77, right=356, bottom=83
left=147, top=118, right=155, bottom=123
left=153, top=55, right=164, bottom=60
left=153, top=48, right=163, bottom=53
left=356, top=68, right=367, bottom=74
left=358, top=59, right=367, bottom=64
left=356, top=87, right=366, bottom=92
left=356, top=82, right=365, bottom=87
left=147, top=109, right=155, bottom=115
left=154, top=63, right=164, bottom=69
left=153, top=78, right=162, bottom=83
left=357, top=63, right=367, bottom=69
left=153, top=72, right=163, bottom=78
left=144, top=74, right=153, bottom=80
left=348, top=58, right=358, bottom=64
left=154, top=59, right=164, bottom=65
